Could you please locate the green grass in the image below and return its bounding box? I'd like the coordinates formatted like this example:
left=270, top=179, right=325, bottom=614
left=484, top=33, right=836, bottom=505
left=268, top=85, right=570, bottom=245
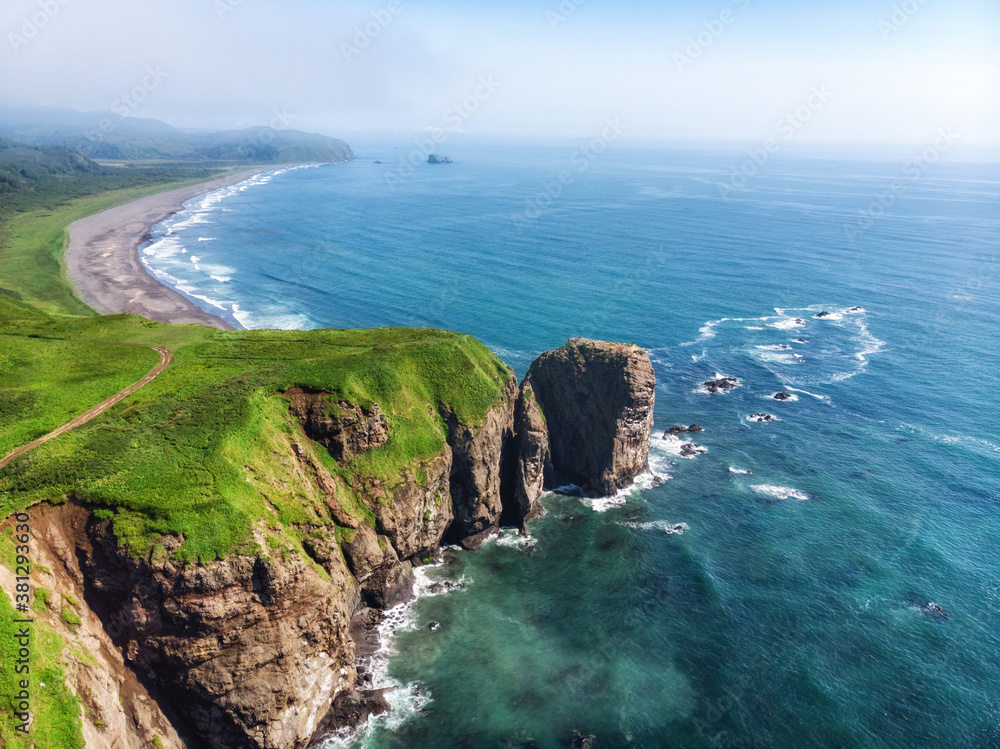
left=0, top=304, right=513, bottom=562
left=0, top=592, right=85, bottom=749
left=0, top=336, right=160, bottom=458
left=31, top=589, right=51, bottom=615
left=0, top=163, right=513, bottom=746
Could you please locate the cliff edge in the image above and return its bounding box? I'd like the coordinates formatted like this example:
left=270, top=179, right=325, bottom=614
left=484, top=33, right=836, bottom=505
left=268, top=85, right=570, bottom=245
left=0, top=326, right=655, bottom=749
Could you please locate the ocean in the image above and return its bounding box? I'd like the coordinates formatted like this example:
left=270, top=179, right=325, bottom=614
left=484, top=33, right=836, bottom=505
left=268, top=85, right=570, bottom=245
left=141, top=142, right=1000, bottom=748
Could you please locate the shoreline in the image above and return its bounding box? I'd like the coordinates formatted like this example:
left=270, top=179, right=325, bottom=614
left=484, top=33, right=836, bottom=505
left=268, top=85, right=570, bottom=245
left=64, top=168, right=269, bottom=331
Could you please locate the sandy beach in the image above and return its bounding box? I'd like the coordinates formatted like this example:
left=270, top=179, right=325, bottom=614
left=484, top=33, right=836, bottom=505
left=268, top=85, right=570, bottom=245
left=65, top=169, right=266, bottom=331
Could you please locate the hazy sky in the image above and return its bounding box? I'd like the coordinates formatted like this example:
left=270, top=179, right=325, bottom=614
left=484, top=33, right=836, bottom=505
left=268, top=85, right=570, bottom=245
left=2, top=0, right=998, bottom=148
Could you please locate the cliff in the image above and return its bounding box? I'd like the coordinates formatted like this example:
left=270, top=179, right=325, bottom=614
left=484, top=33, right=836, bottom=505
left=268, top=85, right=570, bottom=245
left=0, top=324, right=655, bottom=748
left=520, top=338, right=656, bottom=499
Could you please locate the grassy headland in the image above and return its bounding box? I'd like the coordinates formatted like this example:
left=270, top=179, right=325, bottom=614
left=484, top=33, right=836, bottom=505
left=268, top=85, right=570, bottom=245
left=0, top=136, right=510, bottom=748
left=0, top=298, right=512, bottom=561
left=0, top=147, right=515, bottom=561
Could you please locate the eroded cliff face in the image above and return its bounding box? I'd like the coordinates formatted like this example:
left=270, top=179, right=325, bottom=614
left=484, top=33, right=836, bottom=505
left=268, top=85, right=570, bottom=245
left=81, top=520, right=357, bottom=749
left=521, top=338, right=656, bottom=498
left=1, top=342, right=656, bottom=749
left=0, top=503, right=187, bottom=749
left=442, top=377, right=518, bottom=549
left=510, top=381, right=552, bottom=526
left=284, top=387, right=389, bottom=464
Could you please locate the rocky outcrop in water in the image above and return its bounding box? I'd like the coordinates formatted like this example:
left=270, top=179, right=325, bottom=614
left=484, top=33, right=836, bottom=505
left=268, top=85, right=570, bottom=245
left=520, top=338, right=656, bottom=498
left=703, top=377, right=739, bottom=394
left=0, top=339, right=657, bottom=748
left=664, top=424, right=703, bottom=436
left=427, top=154, right=453, bottom=164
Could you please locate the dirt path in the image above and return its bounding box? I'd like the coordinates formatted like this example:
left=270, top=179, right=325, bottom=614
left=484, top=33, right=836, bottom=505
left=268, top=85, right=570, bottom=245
left=0, top=346, right=172, bottom=470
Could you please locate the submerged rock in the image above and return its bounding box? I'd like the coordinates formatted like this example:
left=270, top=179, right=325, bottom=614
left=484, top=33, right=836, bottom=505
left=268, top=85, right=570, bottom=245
left=664, top=424, right=704, bottom=437
left=773, top=392, right=794, bottom=401
left=679, top=442, right=706, bottom=457
left=702, top=377, right=739, bottom=394
left=815, top=311, right=833, bottom=318
left=521, top=338, right=656, bottom=497
left=906, top=594, right=949, bottom=619
left=748, top=413, right=776, bottom=423
left=312, top=688, right=392, bottom=743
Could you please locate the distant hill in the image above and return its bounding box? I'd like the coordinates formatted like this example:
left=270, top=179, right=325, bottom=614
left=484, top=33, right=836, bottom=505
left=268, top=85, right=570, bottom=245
left=0, top=139, right=102, bottom=191
left=0, top=106, right=354, bottom=164
left=0, top=139, right=220, bottom=216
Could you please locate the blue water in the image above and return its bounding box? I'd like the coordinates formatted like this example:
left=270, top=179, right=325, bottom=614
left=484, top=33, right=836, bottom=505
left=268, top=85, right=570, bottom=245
left=143, top=143, right=1000, bottom=748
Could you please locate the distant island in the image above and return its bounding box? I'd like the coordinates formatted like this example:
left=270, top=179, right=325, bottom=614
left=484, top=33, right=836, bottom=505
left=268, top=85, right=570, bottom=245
left=427, top=153, right=453, bottom=164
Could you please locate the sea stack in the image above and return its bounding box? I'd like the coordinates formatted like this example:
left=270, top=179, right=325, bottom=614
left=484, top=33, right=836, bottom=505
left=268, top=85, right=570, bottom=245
left=517, top=338, right=655, bottom=503
left=427, top=154, right=453, bottom=164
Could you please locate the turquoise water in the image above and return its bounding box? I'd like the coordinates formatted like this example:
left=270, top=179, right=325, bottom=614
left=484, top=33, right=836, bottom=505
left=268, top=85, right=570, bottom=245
left=143, top=143, right=1000, bottom=748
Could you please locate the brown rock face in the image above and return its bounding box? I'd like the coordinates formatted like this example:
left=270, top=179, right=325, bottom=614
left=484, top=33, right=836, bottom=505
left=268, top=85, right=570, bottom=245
left=372, top=452, right=454, bottom=563
left=442, top=376, right=518, bottom=548
left=510, top=381, right=552, bottom=525
left=82, top=519, right=357, bottom=749
left=342, top=525, right=412, bottom=609
left=1, top=342, right=656, bottom=749
left=284, top=388, right=388, bottom=464
left=0, top=503, right=187, bottom=749
left=522, top=338, right=655, bottom=496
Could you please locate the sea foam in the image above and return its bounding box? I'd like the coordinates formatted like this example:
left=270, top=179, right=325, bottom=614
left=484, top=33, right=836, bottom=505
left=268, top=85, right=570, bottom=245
left=751, top=484, right=810, bottom=501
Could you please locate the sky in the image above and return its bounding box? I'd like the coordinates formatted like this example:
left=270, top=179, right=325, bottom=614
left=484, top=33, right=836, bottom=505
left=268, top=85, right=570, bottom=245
left=1, top=0, right=999, bottom=149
